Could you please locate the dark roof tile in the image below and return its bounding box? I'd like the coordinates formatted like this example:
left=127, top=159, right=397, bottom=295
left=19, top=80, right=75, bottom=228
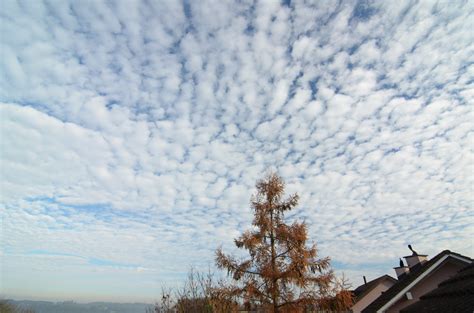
left=400, top=262, right=474, bottom=313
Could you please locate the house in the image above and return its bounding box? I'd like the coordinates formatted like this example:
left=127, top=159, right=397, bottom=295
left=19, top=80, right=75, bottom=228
left=351, top=275, right=398, bottom=313
left=400, top=262, right=474, bottom=313
left=362, top=248, right=472, bottom=313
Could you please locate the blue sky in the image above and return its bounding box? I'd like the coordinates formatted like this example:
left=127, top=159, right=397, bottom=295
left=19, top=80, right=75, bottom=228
left=1, top=0, right=473, bottom=303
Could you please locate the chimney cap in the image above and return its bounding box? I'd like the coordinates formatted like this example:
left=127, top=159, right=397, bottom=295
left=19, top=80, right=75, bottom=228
left=403, top=254, right=428, bottom=258
left=405, top=245, right=428, bottom=259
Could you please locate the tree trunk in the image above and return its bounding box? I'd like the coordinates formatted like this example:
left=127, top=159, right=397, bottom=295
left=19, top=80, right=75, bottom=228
left=270, top=208, right=279, bottom=313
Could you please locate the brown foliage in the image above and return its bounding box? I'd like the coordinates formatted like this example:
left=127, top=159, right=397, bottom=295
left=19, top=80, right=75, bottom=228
left=215, top=173, right=353, bottom=312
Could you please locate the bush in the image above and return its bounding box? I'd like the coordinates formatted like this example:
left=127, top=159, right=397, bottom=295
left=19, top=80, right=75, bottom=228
left=148, top=268, right=238, bottom=313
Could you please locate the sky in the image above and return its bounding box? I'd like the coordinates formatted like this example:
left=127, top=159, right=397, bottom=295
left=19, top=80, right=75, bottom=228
left=1, top=0, right=473, bottom=304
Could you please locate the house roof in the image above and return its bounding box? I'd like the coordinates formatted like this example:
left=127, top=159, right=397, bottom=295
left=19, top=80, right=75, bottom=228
left=400, top=262, right=474, bottom=313
left=352, top=275, right=397, bottom=302
left=361, top=250, right=472, bottom=313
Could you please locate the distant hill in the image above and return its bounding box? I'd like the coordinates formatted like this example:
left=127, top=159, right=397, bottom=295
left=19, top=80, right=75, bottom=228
left=6, top=300, right=153, bottom=313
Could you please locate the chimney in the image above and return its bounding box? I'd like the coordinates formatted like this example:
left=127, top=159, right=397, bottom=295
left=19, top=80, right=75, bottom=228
left=404, top=244, right=428, bottom=269
left=363, top=276, right=367, bottom=284
left=394, top=258, right=409, bottom=279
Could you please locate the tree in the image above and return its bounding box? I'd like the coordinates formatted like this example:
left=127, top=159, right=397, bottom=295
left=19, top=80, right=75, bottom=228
left=215, top=173, right=353, bottom=312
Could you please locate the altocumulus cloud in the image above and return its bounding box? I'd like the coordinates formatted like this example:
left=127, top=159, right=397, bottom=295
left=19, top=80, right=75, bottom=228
left=1, top=0, right=473, bottom=302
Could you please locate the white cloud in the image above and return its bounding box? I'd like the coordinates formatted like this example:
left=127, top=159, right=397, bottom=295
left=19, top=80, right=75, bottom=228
left=1, top=0, right=473, bottom=302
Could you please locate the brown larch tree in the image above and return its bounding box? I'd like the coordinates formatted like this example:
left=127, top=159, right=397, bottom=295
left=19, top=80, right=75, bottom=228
left=215, top=173, right=353, bottom=312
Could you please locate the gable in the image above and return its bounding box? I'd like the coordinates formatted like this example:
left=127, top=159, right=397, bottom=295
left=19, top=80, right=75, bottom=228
left=362, top=250, right=472, bottom=313
left=352, top=277, right=396, bottom=313
left=400, top=263, right=474, bottom=313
